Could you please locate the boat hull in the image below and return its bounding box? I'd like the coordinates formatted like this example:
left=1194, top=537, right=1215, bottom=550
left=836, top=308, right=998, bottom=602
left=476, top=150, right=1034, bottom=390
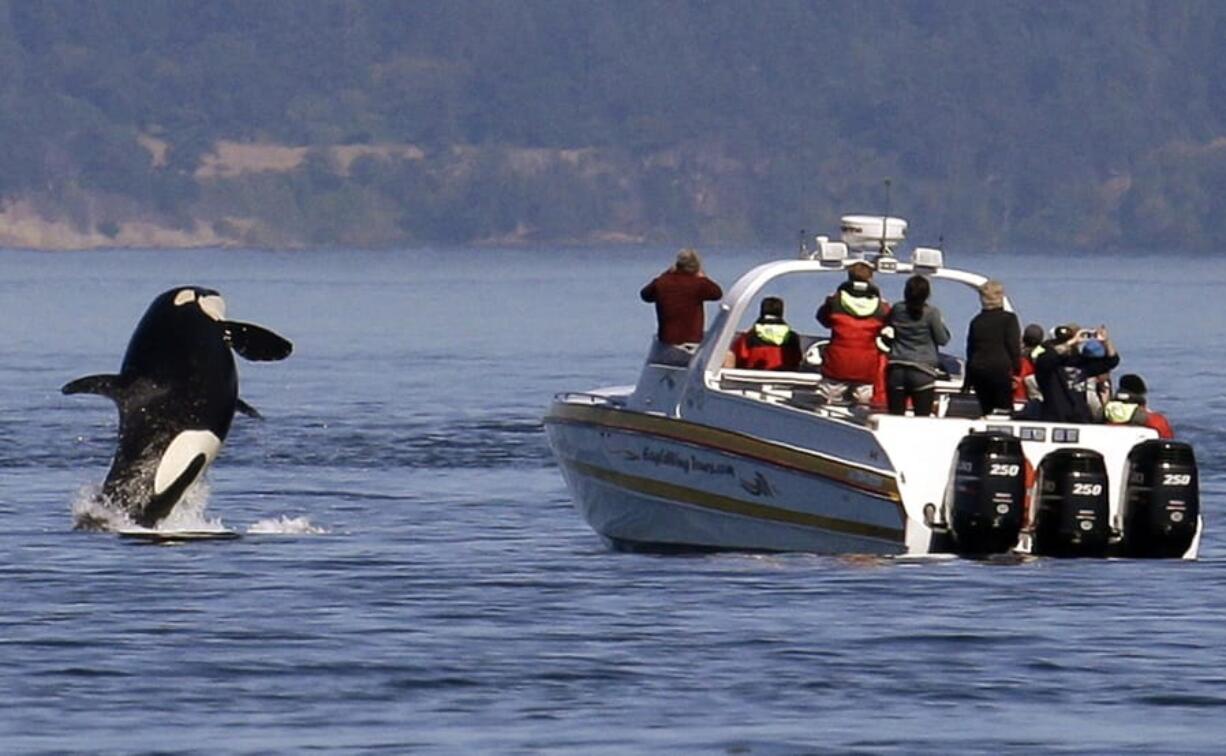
left=545, top=402, right=907, bottom=555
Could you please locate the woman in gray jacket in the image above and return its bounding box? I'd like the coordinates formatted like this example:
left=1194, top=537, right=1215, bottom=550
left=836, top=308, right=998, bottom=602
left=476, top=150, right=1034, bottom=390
left=884, top=275, right=951, bottom=416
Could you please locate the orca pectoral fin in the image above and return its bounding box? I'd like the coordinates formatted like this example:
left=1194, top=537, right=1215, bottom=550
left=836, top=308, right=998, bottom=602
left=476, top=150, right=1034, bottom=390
left=62, top=374, right=125, bottom=400
left=224, top=321, right=293, bottom=362
left=236, top=398, right=263, bottom=419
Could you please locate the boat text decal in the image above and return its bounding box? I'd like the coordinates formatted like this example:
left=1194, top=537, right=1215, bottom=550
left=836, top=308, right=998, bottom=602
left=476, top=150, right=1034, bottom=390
left=546, top=403, right=900, bottom=503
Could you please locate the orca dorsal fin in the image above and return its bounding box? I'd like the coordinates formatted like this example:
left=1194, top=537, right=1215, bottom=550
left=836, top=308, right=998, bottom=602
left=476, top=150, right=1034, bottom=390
left=62, top=374, right=126, bottom=401
left=236, top=398, right=263, bottom=419
left=223, top=321, right=293, bottom=362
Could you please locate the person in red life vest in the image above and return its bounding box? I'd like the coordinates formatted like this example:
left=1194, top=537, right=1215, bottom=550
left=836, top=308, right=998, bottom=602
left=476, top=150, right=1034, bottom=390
left=1104, top=373, right=1175, bottom=439
left=815, top=259, right=889, bottom=404
left=729, top=296, right=802, bottom=370
left=1013, top=323, right=1045, bottom=403
left=640, top=248, right=723, bottom=362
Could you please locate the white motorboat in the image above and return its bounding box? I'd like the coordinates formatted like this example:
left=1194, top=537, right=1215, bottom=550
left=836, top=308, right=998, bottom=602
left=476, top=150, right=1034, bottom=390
left=544, top=216, right=1201, bottom=558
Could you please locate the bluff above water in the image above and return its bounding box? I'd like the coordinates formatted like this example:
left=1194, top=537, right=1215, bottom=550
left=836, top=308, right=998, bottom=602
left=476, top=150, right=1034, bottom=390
left=1, top=1, right=1224, bottom=251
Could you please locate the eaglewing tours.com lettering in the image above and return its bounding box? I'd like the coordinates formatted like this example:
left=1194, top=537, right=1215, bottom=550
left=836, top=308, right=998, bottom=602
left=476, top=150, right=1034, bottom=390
left=641, top=446, right=734, bottom=477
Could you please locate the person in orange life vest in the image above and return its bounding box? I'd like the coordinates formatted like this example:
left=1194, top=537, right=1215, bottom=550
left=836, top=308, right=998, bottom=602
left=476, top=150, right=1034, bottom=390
left=729, top=296, right=802, bottom=370
left=640, top=248, right=723, bottom=347
left=1104, top=373, right=1174, bottom=439
left=815, top=260, right=889, bottom=404
left=1013, top=323, right=1045, bottom=403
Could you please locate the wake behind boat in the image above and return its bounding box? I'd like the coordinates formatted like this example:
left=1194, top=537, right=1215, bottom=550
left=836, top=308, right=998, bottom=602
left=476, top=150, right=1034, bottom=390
left=545, top=216, right=1201, bottom=559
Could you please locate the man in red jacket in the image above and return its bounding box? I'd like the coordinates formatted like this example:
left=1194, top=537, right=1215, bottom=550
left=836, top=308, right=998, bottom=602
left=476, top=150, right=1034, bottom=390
left=641, top=249, right=723, bottom=361
left=729, top=297, right=802, bottom=370
left=815, top=260, right=889, bottom=404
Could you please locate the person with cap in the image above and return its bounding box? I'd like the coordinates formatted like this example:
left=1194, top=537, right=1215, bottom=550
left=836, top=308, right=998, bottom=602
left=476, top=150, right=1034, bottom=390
left=815, top=259, right=890, bottom=404
left=1033, top=323, right=1120, bottom=423
left=728, top=296, right=803, bottom=371
left=640, top=248, right=723, bottom=361
left=883, top=274, right=950, bottom=416
left=1104, top=373, right=1174, bottom=438
left=964, top=280, right=1021, bottom=416
left=1013, top=322, right=1046, bottom=403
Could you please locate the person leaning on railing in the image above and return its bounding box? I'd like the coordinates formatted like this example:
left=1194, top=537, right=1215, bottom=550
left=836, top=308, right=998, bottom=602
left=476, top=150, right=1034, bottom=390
left=1104, top=373, right=1174, bottom=438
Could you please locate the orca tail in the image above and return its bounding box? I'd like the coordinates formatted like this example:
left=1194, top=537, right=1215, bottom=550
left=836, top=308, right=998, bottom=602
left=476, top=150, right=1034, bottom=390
left=223, top=321, right=293, bottom=362
left=62, top=373, right=126, bottom=402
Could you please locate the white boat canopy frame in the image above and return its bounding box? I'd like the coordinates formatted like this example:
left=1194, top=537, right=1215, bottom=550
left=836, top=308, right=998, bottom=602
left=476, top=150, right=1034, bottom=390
left=698, top=256, right=1014, bottom=382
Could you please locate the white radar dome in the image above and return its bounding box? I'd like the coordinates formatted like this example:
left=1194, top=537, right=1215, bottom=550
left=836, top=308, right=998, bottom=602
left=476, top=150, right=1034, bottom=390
left=840, top=215, right=908, bottom=252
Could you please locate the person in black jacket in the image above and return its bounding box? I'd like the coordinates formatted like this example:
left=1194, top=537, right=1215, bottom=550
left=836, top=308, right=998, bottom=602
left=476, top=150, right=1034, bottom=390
left=1033, top=324, right=1120, bottom=423
left=965, top=280, right=1020, bottom=416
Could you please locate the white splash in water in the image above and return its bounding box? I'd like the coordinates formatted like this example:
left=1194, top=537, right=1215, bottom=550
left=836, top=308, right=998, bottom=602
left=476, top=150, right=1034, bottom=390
left=247, top=516, right=329, bottom=535
left=70, top=479, right=227, bottom=533
left=71, top=484, right=135, bottom=531
left=156, top=480, right=228, bottom=532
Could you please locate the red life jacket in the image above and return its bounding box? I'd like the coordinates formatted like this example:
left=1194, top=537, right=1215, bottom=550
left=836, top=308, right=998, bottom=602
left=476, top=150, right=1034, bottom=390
left=821, top=293, right=889, bottom=383
left=732, top=323, right=801, bottom=370
left=1013, top=355, right=1035, bottom=401
left=1145, top=410, right=1175, bottom=439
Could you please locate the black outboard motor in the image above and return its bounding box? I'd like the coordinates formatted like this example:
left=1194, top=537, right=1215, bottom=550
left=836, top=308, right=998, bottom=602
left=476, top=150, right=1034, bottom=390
left=1121, top=440, right=1199, bottom=558
left=946, top=433, right=1026, bottom=555
left=1032, top=449, right=1111, bottom=557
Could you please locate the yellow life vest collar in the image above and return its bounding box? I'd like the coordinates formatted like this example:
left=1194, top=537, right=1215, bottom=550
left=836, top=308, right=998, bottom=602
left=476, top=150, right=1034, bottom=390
left=1104, top=400, right=1140, bottom=424
left=839, top=289, right=881, bottom=318
left=752, top=322, right=792, bottom=346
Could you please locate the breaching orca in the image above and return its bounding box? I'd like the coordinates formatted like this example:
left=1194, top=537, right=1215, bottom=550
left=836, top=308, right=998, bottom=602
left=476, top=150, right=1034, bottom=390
left=64, top=286, right=293, bottom=528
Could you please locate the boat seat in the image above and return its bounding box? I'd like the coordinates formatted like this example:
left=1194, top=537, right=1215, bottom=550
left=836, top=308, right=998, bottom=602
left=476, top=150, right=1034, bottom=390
left=719, top=368, right=824, bottom=390
left=942, top=392, right=983, bottom=419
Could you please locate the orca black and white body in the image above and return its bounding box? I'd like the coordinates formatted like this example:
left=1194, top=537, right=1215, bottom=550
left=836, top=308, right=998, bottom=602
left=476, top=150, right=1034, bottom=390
left=64, top=287, right=292, bottom=528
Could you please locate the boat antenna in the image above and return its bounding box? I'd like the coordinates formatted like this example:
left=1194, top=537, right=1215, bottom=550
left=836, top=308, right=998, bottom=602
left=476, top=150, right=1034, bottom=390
left=880, top=178, right=892, bottom=256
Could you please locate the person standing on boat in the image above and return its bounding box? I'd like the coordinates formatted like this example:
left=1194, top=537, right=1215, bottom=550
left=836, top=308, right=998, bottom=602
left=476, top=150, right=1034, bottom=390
left=1013, top=323, right=1045, bottom=403
left=965, top=280, right=1021, bottom=416
left=1104, top=373, right=1174, bottom=438
left=1033, top=324, right=1120, bottom=423
left=728, top=296, right=803, bottom=370
left=884, top=275, right=950, bottom=416
left=640, top=248, right=723, bottom=363
left=816, top=260, right=889, bottom=404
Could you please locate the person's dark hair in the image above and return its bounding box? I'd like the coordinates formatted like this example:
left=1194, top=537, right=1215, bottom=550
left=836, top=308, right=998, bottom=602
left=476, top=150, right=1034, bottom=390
left=759, top=296, right=784, bottom=319
left=1119, top=373, right=1147, bottom=395
left=1023, top=323, right=1044, bottom=348
left=903, top=275, right=930, bottom=319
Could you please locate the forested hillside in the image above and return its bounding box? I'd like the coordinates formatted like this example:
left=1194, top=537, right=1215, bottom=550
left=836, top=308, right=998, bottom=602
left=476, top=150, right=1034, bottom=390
left=0, top=0, right=1223, bottom=250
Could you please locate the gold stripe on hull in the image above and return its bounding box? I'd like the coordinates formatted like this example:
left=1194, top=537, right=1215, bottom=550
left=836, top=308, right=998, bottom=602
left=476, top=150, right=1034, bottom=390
left=561, top=457, right=905, bottom=543
left=546, top=402, right=900, bottom=502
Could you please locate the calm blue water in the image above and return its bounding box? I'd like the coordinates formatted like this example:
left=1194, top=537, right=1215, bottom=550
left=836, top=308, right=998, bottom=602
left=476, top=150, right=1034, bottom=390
left=1, top=245, right=1225, bottom=753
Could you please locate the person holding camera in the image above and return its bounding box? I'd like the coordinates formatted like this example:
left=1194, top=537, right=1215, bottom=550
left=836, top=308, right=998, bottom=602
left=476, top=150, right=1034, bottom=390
left=640, top=248, right=723, bottom=363
left=1033, top=323, right=1120, bottom=423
